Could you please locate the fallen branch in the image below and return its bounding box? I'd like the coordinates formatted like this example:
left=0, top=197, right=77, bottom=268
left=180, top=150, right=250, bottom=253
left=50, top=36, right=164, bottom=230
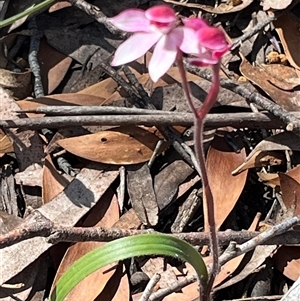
left=2, top=112, right=300, bottom=130
left=1, top=211, right=299, bottom=249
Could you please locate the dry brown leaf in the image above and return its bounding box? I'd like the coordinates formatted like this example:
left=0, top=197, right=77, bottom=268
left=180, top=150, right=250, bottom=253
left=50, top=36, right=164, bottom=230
left=0, top=68, right=32, bottom=99
left=95, top=265, right=130, bottom=301
left=279, top=173, right=300, bottom=216
left=273, top=175, right=300, bottom=286
left=57, top=126, right=167, bottom=165
left=262, top=0, right=293, bottom=10
left=258, top=64, right=300, bottom=90
left=232, top=150, right=285, bottom=175
left=204, top=129, right=248, bottom=230
left=77, top=77, right=120, bottom=99
left=38, top=38, right=72, bottom=95
left=18, top=93, right=106, bottom=115
left=0, top=129, right=13, bottom=153
left=0, top=166, right=119, bottom=285
left=215, top=245, right=277, bottom=291
left=18, top=93, right=106, bottom=118
left=240, top=58, right=300, bottom=110
left=273, top=246, right=300, bottom=281
left=42, top=155, right=70, bottom=204
left=275, top=13, right=300, bottom=70
left=51, top=189, right=120, bottom=300
left=263, top=165, right=300, bottom=187
left=49, top=1, right=71, bottom=12
left=257, top=172, right=279, bottom=188
left=233, top=131, right=300, bottom=175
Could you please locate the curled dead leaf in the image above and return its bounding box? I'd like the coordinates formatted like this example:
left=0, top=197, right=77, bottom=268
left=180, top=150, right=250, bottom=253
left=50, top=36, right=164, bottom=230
left=232, top=150, right=285, bottom=175
left=0, top=68, right=32, bottom=99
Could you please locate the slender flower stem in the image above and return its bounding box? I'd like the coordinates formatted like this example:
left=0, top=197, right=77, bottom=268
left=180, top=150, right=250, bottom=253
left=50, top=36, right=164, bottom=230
left=176, top=53, right=198, bottom=117
left=196, top=62, right=221, bottom=300
left=177, top=58, right=221, bottom=300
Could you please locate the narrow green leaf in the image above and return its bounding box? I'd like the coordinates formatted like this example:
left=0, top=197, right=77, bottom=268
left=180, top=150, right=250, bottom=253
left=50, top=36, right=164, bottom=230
left=50, top=233, right=207, bottom=301
left=0, top=0, right=57, bottom=29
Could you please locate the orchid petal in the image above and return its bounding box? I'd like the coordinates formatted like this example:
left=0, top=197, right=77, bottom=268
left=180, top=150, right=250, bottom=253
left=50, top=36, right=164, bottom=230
left=145, top=5, right=176, bottom=23
left=179, top=27, right=200, bottom=54
left=212, top=45, right=231, bottom=59
left=188, top=51, right=218, bottom=67
left=149, top=34, right=177, bottom=82
left=108, top=9, right=150, bottom=32
left=196, top=26, right=228, bottom=50
left=188, top=57, right=218, bottom=67
left=182, top=17, right=208, bottom=31
left=111, top=32, right=162, bottom=66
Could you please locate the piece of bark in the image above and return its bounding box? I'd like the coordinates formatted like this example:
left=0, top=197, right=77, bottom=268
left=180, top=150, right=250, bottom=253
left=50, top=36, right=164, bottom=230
left=171, top=188, right=202, bottom=233
left=0, top=164, right=18, bottom=216
left=0, top=87, right=44, bottom=171
left=154, top=159, right=195, bottom=211
left=127, top=163, right=158, bottom=226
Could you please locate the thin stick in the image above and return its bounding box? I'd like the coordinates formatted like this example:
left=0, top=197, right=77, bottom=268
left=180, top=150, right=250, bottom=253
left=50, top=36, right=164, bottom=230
left=17, top=106, right=179, bottom=116
left=138, top=273, right=161, bottom=301
left=3, top=112, right=300, bottom=130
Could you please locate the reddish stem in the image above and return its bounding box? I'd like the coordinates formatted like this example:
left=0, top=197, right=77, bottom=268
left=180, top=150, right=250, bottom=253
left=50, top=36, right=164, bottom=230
left=177, top=55, right=221, bottom=301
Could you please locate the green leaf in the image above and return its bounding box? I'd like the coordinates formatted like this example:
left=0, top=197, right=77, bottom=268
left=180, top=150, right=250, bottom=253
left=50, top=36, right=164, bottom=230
left=0, top=0, right=56, bottom=29
left=50, top=233, right=208, bottom=301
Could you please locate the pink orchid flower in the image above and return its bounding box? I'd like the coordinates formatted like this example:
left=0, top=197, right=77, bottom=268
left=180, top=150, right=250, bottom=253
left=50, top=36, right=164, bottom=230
left=108, top=5, right=197, bottom=82
left=183, top=18, right=231, bottom=66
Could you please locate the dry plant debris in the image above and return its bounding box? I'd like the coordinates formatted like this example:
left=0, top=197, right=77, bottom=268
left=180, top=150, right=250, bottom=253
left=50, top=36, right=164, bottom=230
left=0, top=1, right=300, bottom=301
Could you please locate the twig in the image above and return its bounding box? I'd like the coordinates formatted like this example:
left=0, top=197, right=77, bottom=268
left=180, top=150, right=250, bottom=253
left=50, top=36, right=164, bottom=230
left=17, top=106, right=179, bottom=116
left=219, top=215, right=300, bottom=266
left=223, top=295, right=283, bottom=301
left=122, top=65, right=151, bottom=103
left=184, top=62, right=300, bottom=132
left=3, top=112, right=300, bottom=130
left=1, top=212, right=299, bottom=248
left=149, top=275, right=197, bottom=301
left=117, top=166, right=126, bottom=211
left=97, top=61, right=144, bottom=106
left=28, top=17, right=44, bottom=97
left=138, top=273, right=161, bottom=301
left=148, top=140, right=165, bottom=168
left=231, top=14, right=277, bottom=51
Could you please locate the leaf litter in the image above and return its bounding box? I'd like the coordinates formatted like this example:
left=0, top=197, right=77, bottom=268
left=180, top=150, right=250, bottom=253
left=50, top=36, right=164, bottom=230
left=1, top=1, right=300, bottom=301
